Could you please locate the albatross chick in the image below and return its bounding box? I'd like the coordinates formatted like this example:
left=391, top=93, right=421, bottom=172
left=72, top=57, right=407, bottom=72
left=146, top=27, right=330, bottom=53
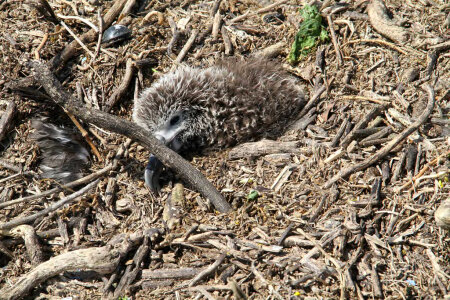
left=133, top=58, right=306, bottom=191
left=31, top=58, right=306, bottom=191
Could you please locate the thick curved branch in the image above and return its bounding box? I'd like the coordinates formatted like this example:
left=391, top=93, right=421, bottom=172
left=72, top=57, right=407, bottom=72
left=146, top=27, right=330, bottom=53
left=0, top=232, right=143, bottom=300
left=28, top=60, right=231, bottom=213
left=323, top=84, right=435, bottom=188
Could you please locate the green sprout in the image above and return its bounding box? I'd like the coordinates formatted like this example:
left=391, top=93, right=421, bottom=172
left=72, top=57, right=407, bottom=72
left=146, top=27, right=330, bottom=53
left=247, top=190, right=259, bottom=200
left=288, top=5, right=329, bottom=64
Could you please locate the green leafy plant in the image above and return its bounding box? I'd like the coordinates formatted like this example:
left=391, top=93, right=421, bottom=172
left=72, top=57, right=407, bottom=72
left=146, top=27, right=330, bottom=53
left=247, top=190, right=259, bottom=200
left=288, top=5, right=329, bottom=64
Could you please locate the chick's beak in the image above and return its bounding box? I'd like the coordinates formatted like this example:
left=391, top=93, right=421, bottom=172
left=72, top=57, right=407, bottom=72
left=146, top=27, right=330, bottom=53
left=144, top=127, right=184, bottom=192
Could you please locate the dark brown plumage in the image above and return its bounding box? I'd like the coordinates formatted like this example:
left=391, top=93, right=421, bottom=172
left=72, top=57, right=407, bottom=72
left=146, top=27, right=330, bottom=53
left=133, top=58, right=306, bottom=190
left=133, top=58, right=305, bottom=150
left=31, top=119, right=89, bottom=183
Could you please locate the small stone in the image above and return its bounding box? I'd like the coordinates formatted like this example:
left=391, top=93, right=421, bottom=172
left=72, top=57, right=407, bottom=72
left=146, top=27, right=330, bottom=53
left=116, top=198, right=132, bottom=213
left=435, top=200, right=450, bottom=230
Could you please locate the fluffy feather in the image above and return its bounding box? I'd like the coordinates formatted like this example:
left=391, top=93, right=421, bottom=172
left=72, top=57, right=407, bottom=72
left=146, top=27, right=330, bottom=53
left=31, top=119, right=89, bottom=183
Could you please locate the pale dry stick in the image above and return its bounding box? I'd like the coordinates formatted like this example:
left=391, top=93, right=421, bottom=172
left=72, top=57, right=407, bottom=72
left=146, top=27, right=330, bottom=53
left=167, top=17, right=180, bottom=60
left=212, top=11, right=222, bottom=40
left=396, top=149, right=450, bottom=192
left=210, top=0, right=222, bottom=17
left=104, top=58, right=136, bottom=112
left=189, top=253, right=226, bottom=287
left=415, top=171, right=448, bottom=185
left=340, top=95, right=388, bottom=105
left=366, top=58, right=385, bottom=73
left=327, top=15, right=344, bottom=66
left=228, top=0, right=289, bottom=24
left=297, top=227, right=346, bottom=300
left=0, top=180, right=99, bottom=231
left=186, top=285, right=232, bottom=293
left=254, top=41, right=286, bottom=58
left=34, top=33, right=49, bottom=60
left=221, top=26, right=232, bottom=55
left=56, top=14, right=99, bottom=32
left=324, top=84, right=435, bottom=188
left=0, top=173, right=25, bottom=184
left=59, top=20, right=95, bottom=59
left=175, top=29, right=199, bottom=64
left=119, top=0, right=138, bottom=19
left=428, top=39, right=450, bottom=52
left=93, top=9, right=104, bottom=60
left=343, top=39, right=408, bottom=55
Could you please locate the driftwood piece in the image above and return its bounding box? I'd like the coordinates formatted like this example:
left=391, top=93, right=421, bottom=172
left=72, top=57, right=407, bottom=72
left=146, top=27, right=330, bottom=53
left=163, top=183, right=185, bottom=229
left=291, top=85, right=327, bottom=129
left=289, top=108, right=316, bottom=131
left=212, top=11, right=222, bottom=40
left=330, top=117, right=350, bottom=147
left=340, top=106, right=384, bottom=147
left=111, top=236, right=150, bottom=298
left=0, top=232, right=143, bottom=300
left=27, top=61, right=231, bottom=213
left=254, top=42, right=286, bottom=58
left=221, top=26, right=233, bottom=55
left=324, top=85, right=435, bottom=188
left=175, top=29, right=199, bottom=64
left=142, top=267, right=202, bottom=280
left=9, top=225, right=45, bottom=266
left=367, top=0, right=408, bottom=43
left=228, top=139, right=300, bottom=159
left=0, top=101, right=16, bottom=141
left=189, top=253, right=226, bottom=287
left=104, top=58, right=136, bottom=112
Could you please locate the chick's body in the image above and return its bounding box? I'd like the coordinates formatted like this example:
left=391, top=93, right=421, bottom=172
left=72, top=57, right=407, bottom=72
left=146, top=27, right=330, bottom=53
left=133, top=58, right=306, bottom=152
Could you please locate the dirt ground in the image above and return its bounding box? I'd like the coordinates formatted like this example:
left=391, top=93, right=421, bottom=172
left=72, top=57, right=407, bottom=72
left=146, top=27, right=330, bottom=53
left=0, top=0, right=449, bottom=299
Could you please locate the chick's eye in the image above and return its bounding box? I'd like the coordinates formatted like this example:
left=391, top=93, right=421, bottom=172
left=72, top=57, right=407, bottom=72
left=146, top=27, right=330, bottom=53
left=170, top=115, right=180, bottom=126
